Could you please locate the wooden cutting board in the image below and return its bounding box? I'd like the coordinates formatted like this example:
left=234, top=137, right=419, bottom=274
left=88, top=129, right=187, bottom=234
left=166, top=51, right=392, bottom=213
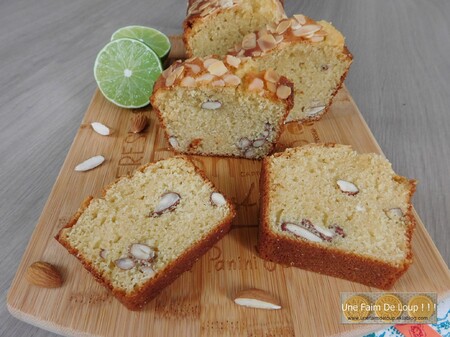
left=7, top=36, right=450, bottom=337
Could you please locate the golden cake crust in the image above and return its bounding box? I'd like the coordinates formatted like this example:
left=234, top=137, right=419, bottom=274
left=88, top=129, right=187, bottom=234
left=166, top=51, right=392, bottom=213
left=55, top=156, right=236, bottom=310
left=257, top=143, right=417, bottom=289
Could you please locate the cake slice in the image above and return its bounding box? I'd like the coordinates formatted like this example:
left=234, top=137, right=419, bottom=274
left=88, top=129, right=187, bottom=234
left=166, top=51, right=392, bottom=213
left=183, top=0, right=286, bottom=57
left=56, top=156, right=235, bottom=310
left=229, top=14, right=353, bottom=123
left=151, top=56, right=294, bottom=159
left=258, top=144, right=416, bottom=289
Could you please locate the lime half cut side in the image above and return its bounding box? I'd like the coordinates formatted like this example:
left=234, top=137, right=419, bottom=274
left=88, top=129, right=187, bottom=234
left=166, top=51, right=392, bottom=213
left=94, top=38, right=162, bottom=108
left=111, top=26, right=171, bottom=61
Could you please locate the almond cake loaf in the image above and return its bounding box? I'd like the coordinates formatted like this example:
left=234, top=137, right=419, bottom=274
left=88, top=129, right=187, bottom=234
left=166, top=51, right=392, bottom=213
left=258, top=144, right=417, bottom=289
left=230, top=14, right=353, bottom=123
left=56, top=156, right=235, bottom=310
left=183, top=0, right=286, bottom=57
left=151, top=56, right=294, bottom=159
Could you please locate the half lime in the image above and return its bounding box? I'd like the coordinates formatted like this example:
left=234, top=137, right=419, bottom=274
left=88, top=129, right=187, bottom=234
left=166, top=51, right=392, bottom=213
left=111, top=26, right=171, bottom=62
left=94, top=38, right=162, bottom=108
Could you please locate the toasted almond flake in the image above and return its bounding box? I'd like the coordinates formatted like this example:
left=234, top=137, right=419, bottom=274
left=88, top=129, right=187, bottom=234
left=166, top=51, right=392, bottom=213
left=208, top=60, right=228, bottom=76
left=252, top=139, right=266, bottom=148
left=172, top=66, right=185, bottom=78
left=211, top=79, right=225, bottom=87
left=237, top=137, right=251, bottom=149
left=91, top=122, right=111, bottom=136
left=290, top=19, right=302, bottom=30
left=309, top=35, right=324, bottom=42
left=314, top=30, right=327, bottom=37
left=196, top=73, right=215, bottom=83
left=168, top=136, right=179, bottom=148
left=385, top=208, right=404, bottom=219
left=274, top=35, right=284, bottom=44
left=242, top=33, right=257, bottom=50
left=337, top=180, right=359, bottom=195
left=282, top=223, right=323, bottom=242
left=266, top=82, right=277, bottom=93
left=223, top=74, right=241, bottom=86
left=234, top=288, right=281, bottom=310
left=180, top=76, right=196, bottom=87
left=305, top=105, right=326, bottom=116
left=200, top=6, right=214, bottom=16
left=276, top=85, right=291, bottom=99
left=293, top=24, right=322, bottom=37
left=267, top=22, right=277, bottom=33
left=202, top=100, right=222, bottom=110
left=264, top=69, right=280, bottom=83
left=257, top=34, right=277, bottom=52
left=225, top=55, right=241, bottom=68
left=248, top=78, right=264, bottom=91
left=276, top=20, right=291, bottom=34
left=115, top=258, right=135, bottom=270
left=75, top=155, right=105, bottom=172
left=211, top=192, right=227, bottom=206
left=165, top=73, right=177, bottom=87
left=161, top=67, right=172, bottom=79
left=203, top=58, right=220, bottom=68
left=185, top=63, right=201, bottom=74
left=294, top=14, right=307, bottom=25
left=199, top=2, right=210, bottom=10
left=258, top=27, right=269, bottom=37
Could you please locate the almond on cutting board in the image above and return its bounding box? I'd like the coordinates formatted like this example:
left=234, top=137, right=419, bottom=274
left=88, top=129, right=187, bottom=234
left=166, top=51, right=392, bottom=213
left=233, top=288, right=281, bottom=310
left=26, top=261, right=63, bottom=288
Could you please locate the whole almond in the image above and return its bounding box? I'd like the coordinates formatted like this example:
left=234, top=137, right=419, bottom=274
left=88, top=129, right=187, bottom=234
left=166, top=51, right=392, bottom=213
left=130, top=113, right=148, bottom=133
left=26, top=261, right=63, bottom=288
left=233, top=288, right=281, bottom=310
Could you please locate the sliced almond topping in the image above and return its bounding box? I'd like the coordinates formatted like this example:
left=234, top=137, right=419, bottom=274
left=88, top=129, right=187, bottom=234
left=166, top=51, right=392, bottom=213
left=252, top=139, right=266, bottom=148
left=309, top=35, right=325, bottom=43
left=242, top=33, right=257, bottom=50
left=201, top=100, right=222, bottom=110
left=203, top=58, right=220, bottom=68
left=305, top=105, right=326, bottom=116
left=210, top=192, right=227, bottom=206
left=292, top=24, right=322, bottom=37
left=223, top=74, right=241, bottom=86
left=172, top=65, right=185, bottom=78
left=168, top=136, right=179, bottom=149
left=234, top=288, right=281, bottom=310
left=264, top=69, right=280, bottom=83
left=212, top=79, right=225, bottom=87
left=180, top=76, right=196, bottom=87
left=237, top=137, right=251, bottom=149
left=165, top=73, right=177, bottom=87
left=385, top=208, right=404, bottom=219
left=276, top=20, right=291, bottom=34
left=225, top=55, right=241, bottom=68
left=161, top=67, right=172, bottom=79
left=196, top=73, right=215, bottom=83
left=248, top=78, right=264, bottom=91
left=276, top=85, right=291, bottom=99
left=281, top=222, right=323, bottom=242
left=257, top=34, right=277, bottom=52
left=337, top=180, right=359, bottom=195
left=291, top=20, right=302, bottom=30
left=208, top=60, right=228, bottom=76
left=75, top=155, right=105, bottom=172
left=185, top=63, right=201, bottom=74
left=274, top=35, right=284, bottom=44
left=130, top=243, right=155, bottom=260
left=294, top=14, right=307, bottom=25
left=91, top=122, right=111, bottom=136
left=266, top=22, right=277, bottom=34
left=153, top=192, right=181, bottom=216
left=115, top=258, right=135, bottom=270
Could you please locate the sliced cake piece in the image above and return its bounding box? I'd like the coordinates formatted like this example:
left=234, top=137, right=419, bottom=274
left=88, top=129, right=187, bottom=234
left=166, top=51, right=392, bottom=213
left=230, top=14, right=353, bottom=123
left=56, top=156, right=235, bottom=310
left=151, top=56, right=294, bottom=159
left=183, top=0, right=286, bottom=57
left=258, top=144, right=416, bottom=289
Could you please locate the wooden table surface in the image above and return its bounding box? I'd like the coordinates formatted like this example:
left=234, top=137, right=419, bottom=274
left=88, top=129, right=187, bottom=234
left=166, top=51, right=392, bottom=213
left=1, top=0, right=449, bottom=336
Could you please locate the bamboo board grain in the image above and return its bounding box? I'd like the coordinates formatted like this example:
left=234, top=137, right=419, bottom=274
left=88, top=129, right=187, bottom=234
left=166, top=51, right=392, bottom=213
left=7, top=36, right=450, bottom=337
